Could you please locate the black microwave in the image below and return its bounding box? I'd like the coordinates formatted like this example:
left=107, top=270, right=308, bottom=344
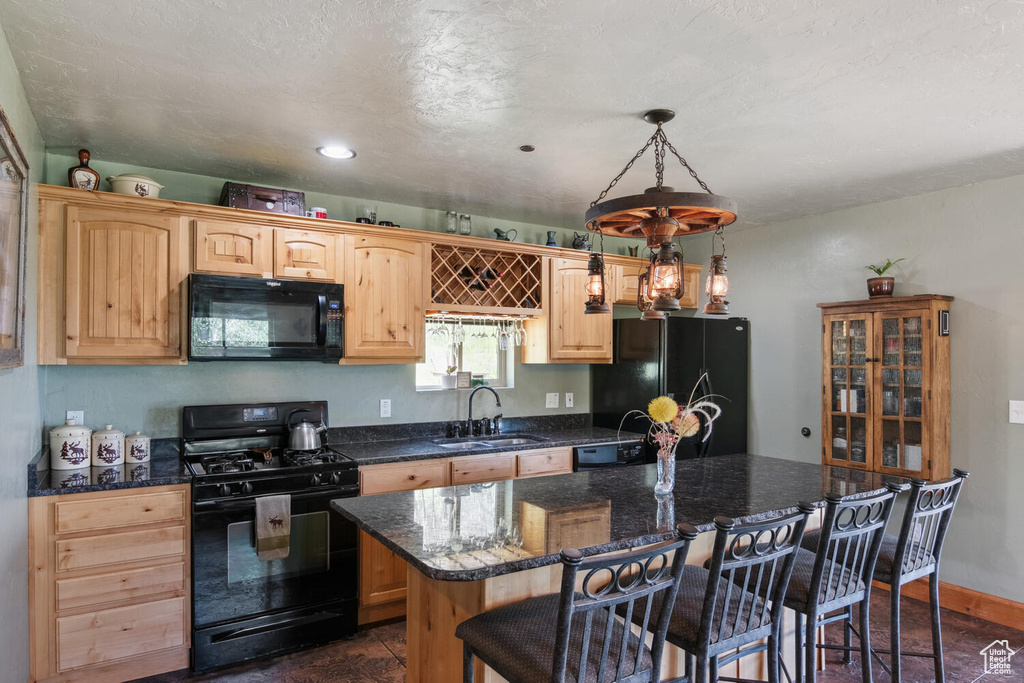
left=189, top=274, right=343, bottom=361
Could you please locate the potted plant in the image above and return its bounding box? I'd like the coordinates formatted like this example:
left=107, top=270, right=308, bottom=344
left=439, top=365, right=458, bottom=389
left=865, top=258, right=905, bottom=298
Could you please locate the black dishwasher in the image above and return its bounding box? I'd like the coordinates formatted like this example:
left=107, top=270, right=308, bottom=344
left=572, top=441, right=645, bottom=471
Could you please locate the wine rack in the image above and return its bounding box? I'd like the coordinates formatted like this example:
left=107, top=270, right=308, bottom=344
left=429, top=244, right=543, bottom=315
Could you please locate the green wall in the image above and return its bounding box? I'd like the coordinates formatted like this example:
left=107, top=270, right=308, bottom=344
left=726, top=174, right=1024, bottom=603
left=0, top=16, right=45, bottom=682
left=40, top=155, right=617, bottom=437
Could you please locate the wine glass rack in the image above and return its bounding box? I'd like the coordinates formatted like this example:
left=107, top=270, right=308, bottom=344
left=429, top=243, right=543, bottom=315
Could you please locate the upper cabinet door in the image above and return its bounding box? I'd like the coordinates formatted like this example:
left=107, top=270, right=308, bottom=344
left=343, top=235, right=425, bottom=360
left=194, top=220, right=272, bottom=277
left=613, top=263, right=641, bottom=305
left=548, top=256, right=612, bottom=362
left=65, top=206, right=189, bottom=360
left=274, top=228, right=340, bottom=282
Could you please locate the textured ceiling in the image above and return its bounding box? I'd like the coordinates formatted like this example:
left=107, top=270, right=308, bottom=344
left=2, top=0, right=1024, bottom=229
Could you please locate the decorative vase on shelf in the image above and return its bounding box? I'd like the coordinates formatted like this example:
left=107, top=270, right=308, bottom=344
left=546, top=231, right=557, bottom=247
left=655, top=447, right=676, bottom=495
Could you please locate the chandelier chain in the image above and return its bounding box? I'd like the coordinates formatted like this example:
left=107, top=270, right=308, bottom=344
left=661, top=135, right=713, bottom=194
left=654, top=128, right=666, bottom=191
left=588, top=129, right=659, bottom=208
left=713, top=225, right=726, bottom=257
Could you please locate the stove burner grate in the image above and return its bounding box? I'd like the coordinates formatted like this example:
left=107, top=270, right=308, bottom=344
left=200, top=452, right=258, bottom=474
left=282, top=448, right=345, bottom=468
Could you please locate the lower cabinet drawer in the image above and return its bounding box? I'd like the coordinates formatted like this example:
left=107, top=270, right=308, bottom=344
left=360, top=459, right=449, bottom=495
left=56, top=525, right=186, bottom=573
left=517, top=447, right=573, bottom=478
left=450, top=453, right=516, bottom=485
left=56, top=596, right=186, bottom=672
left=56, top=561, right=186, bottom=612
left=54, top=490, right=187, bottom=534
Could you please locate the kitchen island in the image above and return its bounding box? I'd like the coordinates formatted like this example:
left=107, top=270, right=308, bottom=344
left=333, top=454, right=906, bottom=682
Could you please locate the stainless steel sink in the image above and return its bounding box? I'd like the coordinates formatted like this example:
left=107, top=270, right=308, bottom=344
left=481, top=437, right=542, bottom=446
left=433, top=441, right=493, bottom=450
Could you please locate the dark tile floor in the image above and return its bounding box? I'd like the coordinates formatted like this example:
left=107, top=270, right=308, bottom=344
left=138, top=591, right=1022, bottom=682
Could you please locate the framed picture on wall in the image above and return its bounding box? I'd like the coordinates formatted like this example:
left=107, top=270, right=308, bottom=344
left=0, top=105, right=30, bottom=369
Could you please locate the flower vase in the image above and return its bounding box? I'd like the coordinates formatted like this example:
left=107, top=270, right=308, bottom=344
left=440, top=375, right=457, bottom=389
left=655, top=447, right=676, bottom=494
left=655, top=492, right=675, bottom=532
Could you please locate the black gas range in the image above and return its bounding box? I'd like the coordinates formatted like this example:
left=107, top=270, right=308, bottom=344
left=183, top=401, right=359, bottom=672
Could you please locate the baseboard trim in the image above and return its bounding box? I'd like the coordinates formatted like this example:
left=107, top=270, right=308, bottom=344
left=873, top=578, right=1024, bottom=631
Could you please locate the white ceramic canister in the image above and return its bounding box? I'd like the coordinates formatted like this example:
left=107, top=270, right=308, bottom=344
left=106, top=173, right=164, bottom=198
left=91, top=424, right=125, bottom=466
left=50, top=419, right=93, bottom=470
left=125, top=431, right=151, bottom=463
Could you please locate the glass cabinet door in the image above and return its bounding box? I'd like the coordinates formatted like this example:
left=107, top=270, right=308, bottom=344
left=824, top=315, right=872, bottom=467
left=876, top=311, right=928, bottom=474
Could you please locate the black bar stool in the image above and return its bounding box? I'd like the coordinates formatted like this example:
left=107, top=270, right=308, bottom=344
left=624, top=509, right=813, bottom=683
left=456, top=531, right=695, bottom=683
left=784, top=483, right=902, bottom=683
left=801, top=469, right=969, bottom=682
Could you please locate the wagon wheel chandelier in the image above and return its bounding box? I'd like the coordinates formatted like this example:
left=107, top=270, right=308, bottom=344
left=583, top=109, right=738, bottom=317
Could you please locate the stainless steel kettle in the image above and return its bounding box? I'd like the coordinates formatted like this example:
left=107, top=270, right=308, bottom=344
left=288, top=414, right=327, bottom=451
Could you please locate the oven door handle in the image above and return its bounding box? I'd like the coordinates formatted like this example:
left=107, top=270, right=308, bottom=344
left=194, top=484, right=361, bottom=511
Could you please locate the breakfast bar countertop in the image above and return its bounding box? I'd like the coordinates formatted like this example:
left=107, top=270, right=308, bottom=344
left=332, top=453, right=909, bottom=581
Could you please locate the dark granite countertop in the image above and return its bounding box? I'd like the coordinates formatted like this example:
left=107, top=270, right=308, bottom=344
left=332, top=453, right=910, bottom=581
left=28, top=439, right=190, bottom=497
left=330, top=426, right=641, bottom=465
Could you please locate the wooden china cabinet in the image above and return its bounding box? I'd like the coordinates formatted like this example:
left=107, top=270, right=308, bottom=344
left=818, top=295, right=952, bottom=480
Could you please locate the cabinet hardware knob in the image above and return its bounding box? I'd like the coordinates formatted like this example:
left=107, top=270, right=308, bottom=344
left=408, top=475, right=415, bottom=480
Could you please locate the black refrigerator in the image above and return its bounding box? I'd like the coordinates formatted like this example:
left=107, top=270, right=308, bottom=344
left=592, top=317, right=749, bottom=459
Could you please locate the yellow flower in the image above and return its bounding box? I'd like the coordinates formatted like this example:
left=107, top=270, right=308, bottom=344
left=647, top=396, right=679, bottom=423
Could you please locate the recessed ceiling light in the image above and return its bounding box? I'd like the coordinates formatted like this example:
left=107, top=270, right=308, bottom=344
left=317, top=146, right=356, bottom=159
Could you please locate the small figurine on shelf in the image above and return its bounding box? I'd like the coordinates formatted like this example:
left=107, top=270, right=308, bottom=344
left=67, top=149, right=100, bottom=191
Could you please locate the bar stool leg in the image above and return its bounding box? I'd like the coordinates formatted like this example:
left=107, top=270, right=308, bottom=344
left=929, top=573, right=946, bottom=682
left=859, top=597, right=873, bottom=683
left=768, top=631, right=781, bottom=683
left=890, top=581, right=903, bottom=683
left=794, top=611, right=804, bottom=683
left=710, top=654, right=720, bottom=683
left=843, top=604, right=854, bottom=664
left=805, top=614, right=818, bottom=683
left=463, top=643, right=475, bottom=683
left=694, top=649, right=708, bottom=683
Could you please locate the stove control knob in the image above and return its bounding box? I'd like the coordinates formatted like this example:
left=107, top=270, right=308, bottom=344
left=218, top=484, right=232, bottom=497
left=310, top=473, right=322, bottom=486
left=241, top=482, right=253, bottom=494
left=329, top=472, right=341, bottom=485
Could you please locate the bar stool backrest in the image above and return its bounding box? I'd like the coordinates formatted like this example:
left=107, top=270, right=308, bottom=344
left=809, top=483, right=902, bottom=606
left=553, top=533, right=695, bottom=683
left=697, top=508, right=812, bottom=647
left=891, top=469, right=969, bottom=581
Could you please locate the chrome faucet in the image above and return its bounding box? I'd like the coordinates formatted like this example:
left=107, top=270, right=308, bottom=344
left=467, top=385, right=502, bottom=436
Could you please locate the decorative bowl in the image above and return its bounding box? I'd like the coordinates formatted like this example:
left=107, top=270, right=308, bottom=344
left=106, top=173, right=164, bottom=198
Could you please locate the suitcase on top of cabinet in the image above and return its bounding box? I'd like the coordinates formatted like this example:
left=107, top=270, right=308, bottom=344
left=219, top=182, right=305, bottom=216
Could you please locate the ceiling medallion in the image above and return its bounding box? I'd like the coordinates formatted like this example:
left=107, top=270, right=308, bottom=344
left=585, top=109, right=737, bottom=245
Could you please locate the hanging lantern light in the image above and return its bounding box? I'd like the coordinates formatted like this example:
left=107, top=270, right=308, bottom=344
left=636, top=268, right=667, bottom=320
left=585, top=109, right=737, bottom=241
left=703, top=227, right=730, bottom=315
left=646, top=243, right=685, bottom=311
left=584, top=251, right=609, bottom=315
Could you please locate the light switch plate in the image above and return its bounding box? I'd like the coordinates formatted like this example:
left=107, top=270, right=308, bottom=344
left=565, top=392, right=574, bottom=408
left=380, top=399, right=391, bottom=418
left=1010, top=400, right=1024, bottom=424
left=66, top=410, right=84, bottom=426
left=545, top=392, right=559, bottom=408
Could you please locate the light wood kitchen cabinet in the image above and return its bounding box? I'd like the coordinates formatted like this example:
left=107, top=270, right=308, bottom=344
left=522, top=256, right=614, bottom=364
left=357, top=459, right=449, bottom=624
left=193, top=220, right=273, bottom=277
left=29, top=485, right=191, bottom=683
left=613, top=261, right=703, bottom=308
left=515, top=446, right=573, bottom=478
left=342, top=234, right=426, bottom=362
left=60, top=204, right=189, bottom=363
left=819, top=295, right=952, bottom=480
left=449, top=453, right=516, bottom=485
left=274, top=228, right=341, bottom=281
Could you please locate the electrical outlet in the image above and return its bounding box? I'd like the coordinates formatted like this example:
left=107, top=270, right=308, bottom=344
left=66, top=410, right=84, bottom=426
left=1010, top=400, right=1024, bottom=424
left=546, top=392, right=559, bottom=408
left=380, top=399, right=392, bottom=418
left=565, top=392, right=574, bottom=408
